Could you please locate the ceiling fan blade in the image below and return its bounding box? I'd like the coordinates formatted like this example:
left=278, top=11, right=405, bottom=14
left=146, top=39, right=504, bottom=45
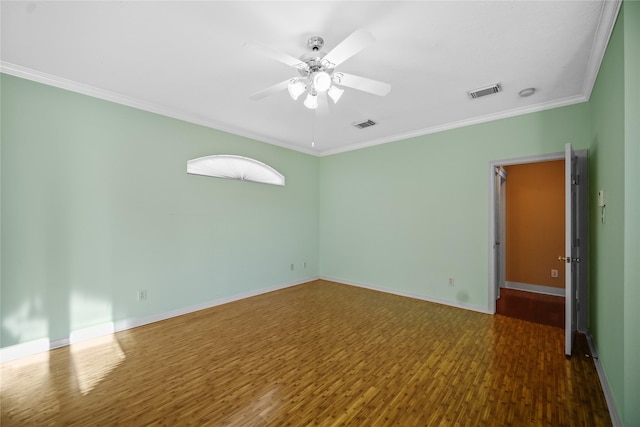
left=322, top=29, right=375, bottom=68
left=244, top=42, right=308, bottom=72
left=335, top=73, right=391, bottom=96
left=249, top=79, right=291, bottom=101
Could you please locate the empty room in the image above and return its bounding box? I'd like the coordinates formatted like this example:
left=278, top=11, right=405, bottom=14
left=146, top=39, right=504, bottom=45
left=1, top=1, right=639, bottom=426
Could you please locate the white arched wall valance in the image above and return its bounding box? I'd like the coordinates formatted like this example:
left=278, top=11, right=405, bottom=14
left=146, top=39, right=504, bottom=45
left=187, top=155, right=285, bottom=186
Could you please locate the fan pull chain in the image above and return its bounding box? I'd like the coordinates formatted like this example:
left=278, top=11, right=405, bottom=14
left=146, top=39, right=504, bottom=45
left=311, top=113, right=316, bottom=148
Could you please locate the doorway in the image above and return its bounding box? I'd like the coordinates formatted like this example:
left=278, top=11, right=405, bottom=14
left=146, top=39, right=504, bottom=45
left=488, top=148, right=588, bottom=355
left=497, top=160, right=566, bottom=328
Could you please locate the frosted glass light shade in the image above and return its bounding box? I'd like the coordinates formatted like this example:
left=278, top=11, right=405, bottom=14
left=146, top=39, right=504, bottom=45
left=304, top=92, right=318, bottom=109
left=313, top=71, right=331, bottom=92
left=187, top=155, right=285, bottom=186
left=287, top=79, right=306, bottom=100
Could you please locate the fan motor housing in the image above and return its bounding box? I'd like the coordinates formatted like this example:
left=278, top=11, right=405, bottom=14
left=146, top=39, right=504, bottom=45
left=297, top=36, right=334, bottom=77
left=307, top=36, right=324, bottom=51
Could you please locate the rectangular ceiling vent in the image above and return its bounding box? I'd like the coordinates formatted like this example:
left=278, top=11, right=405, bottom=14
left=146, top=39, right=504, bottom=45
left=468, top=83, right=502, bottom=99
left=353, top=119, right=377, bottom=129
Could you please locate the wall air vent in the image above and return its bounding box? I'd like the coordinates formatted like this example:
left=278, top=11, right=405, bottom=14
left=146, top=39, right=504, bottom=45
left=353, top=119, right=377, bottom=129
left=468, top=83, right=502, bottom=99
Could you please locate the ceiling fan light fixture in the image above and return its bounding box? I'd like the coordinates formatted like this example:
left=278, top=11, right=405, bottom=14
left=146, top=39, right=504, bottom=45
left=287, top=79, right=307, bottom=100
left=304, top=91, right=318, bottom=109
left=313, top=71, right=332, bottom=92
left=327, top=85, right=344, bottom=104
left=247, top=30, right=391, bottom=112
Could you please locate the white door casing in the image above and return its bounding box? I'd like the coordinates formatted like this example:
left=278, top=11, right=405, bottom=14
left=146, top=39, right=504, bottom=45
left=488, top=148, right=588, bottom=356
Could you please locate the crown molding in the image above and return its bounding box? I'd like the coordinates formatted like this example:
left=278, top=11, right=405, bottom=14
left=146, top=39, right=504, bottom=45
left=316, top=94, right=589, bottom=157
left=580, top=0, right=622, bottom=101
left=1, top=0, right=620, bottom=160
left=318, top=1, right=621, bottom=157
left=0, top=62, right=318, bottom=157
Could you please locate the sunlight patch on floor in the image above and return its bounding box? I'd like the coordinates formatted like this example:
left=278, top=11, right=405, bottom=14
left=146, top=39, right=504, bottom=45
left=70, top=334, right=125, bottom=395
left=222, top=387, right=281, bottom=426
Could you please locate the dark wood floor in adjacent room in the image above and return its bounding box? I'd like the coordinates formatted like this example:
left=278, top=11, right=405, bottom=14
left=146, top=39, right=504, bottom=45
left=1, top=280, right=610, bottom=426
left=496, top=287, right=565, bottom=328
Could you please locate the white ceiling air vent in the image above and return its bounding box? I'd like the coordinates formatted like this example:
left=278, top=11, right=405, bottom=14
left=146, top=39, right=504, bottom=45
left=468, top=83, right=502, bottom=99
left=353, top=119, right=377, bottom=129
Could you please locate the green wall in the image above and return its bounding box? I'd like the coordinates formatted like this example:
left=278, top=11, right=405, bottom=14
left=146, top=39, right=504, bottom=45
left=1, top=74, right=319, bottom=350
left=622, top=2, right=640, bottom=423
left=588, top=3, right=639, bottom=425
left=319, top=104, right=590, bottom=310
left=622, top=4, right=640, bottom=425
left=588, top=5, right=626, bottom=420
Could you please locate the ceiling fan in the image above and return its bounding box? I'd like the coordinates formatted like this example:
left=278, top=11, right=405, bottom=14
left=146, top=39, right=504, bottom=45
left=245, top=29, right=391, bottom=110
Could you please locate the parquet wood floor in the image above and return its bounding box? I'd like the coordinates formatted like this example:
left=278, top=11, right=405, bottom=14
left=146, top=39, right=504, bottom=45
left=1, top=280, right=611, bottom=426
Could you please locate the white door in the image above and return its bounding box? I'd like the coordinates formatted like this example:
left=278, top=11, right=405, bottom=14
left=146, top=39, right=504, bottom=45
left=564, top=143, right=578, bottom=356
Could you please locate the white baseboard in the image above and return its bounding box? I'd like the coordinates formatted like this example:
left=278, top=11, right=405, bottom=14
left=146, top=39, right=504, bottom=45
left=320, top=276, right=493, bottom=314
left=585, top=332, right=621, bottom=427
left=113, top=278, right=315, bottom=332
left=0, top=278, right=316, bottom=363
left=504, top=281, right=565, bottom=296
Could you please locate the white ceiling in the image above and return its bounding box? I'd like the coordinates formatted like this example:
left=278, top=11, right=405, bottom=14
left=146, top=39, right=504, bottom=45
left=0, top=1, right=620, bottom=156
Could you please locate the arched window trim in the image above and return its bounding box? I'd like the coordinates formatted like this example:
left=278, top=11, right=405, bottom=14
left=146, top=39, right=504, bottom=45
left=187, top=154, right=285, bottom=186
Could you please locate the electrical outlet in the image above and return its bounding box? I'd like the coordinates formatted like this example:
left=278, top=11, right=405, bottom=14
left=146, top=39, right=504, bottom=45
left=448, top=278, right=455, bottom=286
left=551, top=269, right=559, bottom=278
left=137, top=289, right=147, bottom=301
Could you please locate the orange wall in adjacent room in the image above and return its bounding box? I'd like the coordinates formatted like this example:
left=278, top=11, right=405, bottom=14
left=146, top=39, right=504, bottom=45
left=504, top=160, right=565, bottom=289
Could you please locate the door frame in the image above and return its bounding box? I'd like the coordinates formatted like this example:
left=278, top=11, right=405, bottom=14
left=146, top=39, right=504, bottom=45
left=487, top=151, right=588, bottom=332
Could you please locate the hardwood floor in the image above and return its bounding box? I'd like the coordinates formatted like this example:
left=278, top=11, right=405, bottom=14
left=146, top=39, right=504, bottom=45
left=496, top=288, right=565, bottom=328
left=1, top=280, right=611, bottom=426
